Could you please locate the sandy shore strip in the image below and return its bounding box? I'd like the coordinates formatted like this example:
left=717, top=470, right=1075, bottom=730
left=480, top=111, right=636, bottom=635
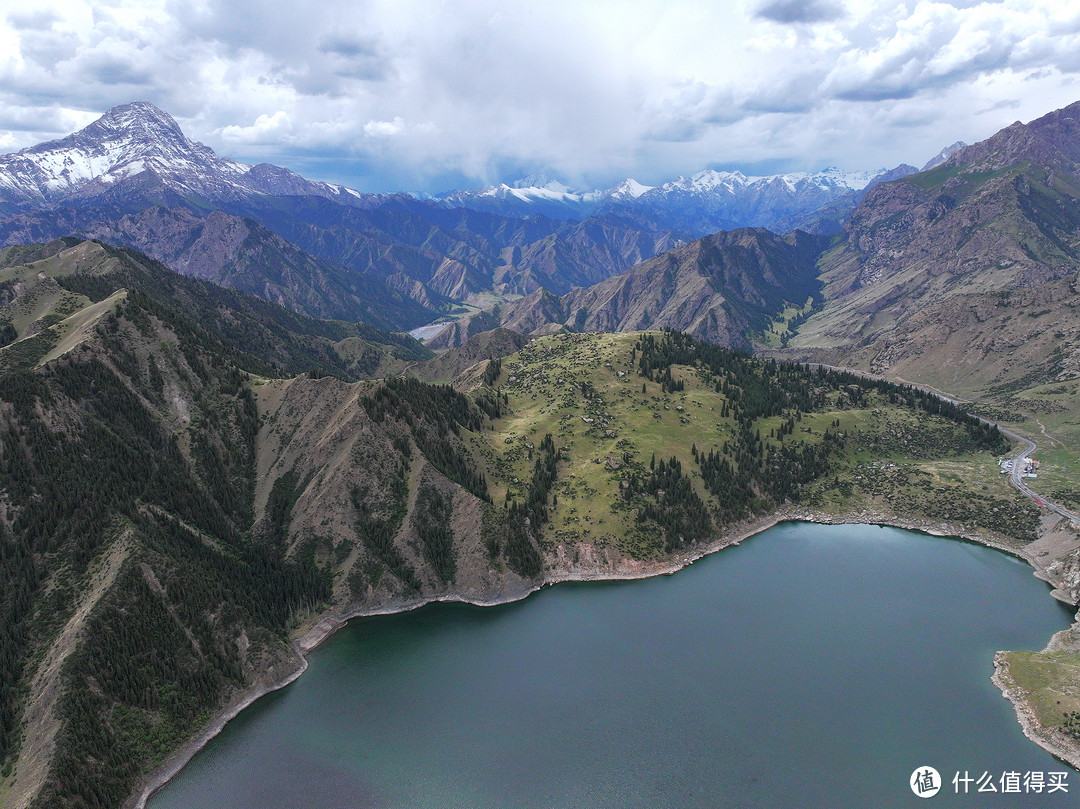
left=128, top=508, right=1080, bottom=808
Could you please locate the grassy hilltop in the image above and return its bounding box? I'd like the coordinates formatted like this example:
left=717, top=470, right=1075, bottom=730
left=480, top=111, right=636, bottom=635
left=478, top=331, right=1033, bottom=567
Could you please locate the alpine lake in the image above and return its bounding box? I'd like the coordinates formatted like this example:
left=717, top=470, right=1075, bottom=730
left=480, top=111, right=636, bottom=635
left=147, top=522, right=1077, bottom=808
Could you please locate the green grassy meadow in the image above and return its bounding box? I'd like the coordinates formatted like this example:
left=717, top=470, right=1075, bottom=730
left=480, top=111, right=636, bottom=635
left=476, top=332, right=1035, bottom=562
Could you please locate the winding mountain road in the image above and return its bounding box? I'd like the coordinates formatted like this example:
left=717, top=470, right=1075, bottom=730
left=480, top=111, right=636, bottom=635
left=998, top=426, right=1080, bottom=524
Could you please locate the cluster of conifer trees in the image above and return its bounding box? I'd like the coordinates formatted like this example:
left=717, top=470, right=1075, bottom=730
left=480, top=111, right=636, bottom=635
left=481, top=356, right=502, bottom=387
left=623, top=456, right=712, bottom=551
left=516, top=433, right=558, bottom=529
left=495, top=433, right=558, bottom=578
left=623, top=331, right=1009, bottom=544
left=637, top=330, right=1007, bottom=449
left=0, top=292, right=332, bottom=806
left=415, top=482, right=456, bottom=584
left=361, top=377, right=490, bottom=500
left=351, top=478, right=419, bottom=592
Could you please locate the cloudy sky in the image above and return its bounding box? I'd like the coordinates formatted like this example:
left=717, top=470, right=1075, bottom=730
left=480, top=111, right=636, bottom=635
left=2, top=0, right=1079, bottom=193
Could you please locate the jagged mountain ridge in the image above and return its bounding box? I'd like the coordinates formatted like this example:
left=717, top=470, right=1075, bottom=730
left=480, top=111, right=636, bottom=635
left=921, top=141, right=968, bottom=171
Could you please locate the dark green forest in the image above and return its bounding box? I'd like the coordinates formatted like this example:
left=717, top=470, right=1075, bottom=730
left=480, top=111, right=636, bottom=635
left=0, top=243, right=440, bottom=808
left=0, top=303, right=329, bottom=808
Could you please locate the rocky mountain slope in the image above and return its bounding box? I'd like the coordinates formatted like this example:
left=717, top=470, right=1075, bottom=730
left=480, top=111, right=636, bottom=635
left=406, top=327, right=531, bottom=385
left=0, top=239, right=474, bottom=809
left=788, top=100, right=1080, bottom=399
left=232, top=195, right=682, bottom=300
left=0, top=238, right=430, bottom=381
left=430, top=228, right=829, bottom=349
left=0, top=206, right=438, bottom=330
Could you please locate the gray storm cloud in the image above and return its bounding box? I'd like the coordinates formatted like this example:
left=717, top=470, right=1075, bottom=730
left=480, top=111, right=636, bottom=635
left=753, top=0, right=846, bottom=24
left=0, top=1, right=1079, bottom=191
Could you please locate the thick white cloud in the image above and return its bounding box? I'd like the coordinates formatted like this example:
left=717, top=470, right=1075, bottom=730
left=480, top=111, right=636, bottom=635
left=1, top=0, right=1080, bottom=191
left=363, top=117, right=404, bottom=138
left=220, top=110, right=295, bottom=145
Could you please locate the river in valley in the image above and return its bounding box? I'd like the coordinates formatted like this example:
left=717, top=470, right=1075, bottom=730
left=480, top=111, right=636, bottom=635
left=148, top=522, right=1077, bottom=808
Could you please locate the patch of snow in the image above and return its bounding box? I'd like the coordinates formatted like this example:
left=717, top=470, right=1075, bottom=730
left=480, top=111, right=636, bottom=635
left=605, top=178, right=652, bottom=199
left=408, top=323, right=451, bottom=341
left=922, top=142, right=967, bottom=172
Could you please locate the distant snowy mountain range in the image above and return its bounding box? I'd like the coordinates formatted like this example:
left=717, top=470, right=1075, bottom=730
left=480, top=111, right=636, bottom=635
left=0, top=101, right=969, bottom=332
left=426, top=164, right=927, bottom=235
left=437, top=165, right=883, bottom=206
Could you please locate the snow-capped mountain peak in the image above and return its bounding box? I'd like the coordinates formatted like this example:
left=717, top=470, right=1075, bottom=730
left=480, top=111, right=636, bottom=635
left=605, top=178, right=653, bottom=200
left=807, top=166, right=890, bottom=191
left=684, top=169, right=746, bottom=193
left=0, top=101, right=368, bottom=208
left=79, top=102, right=195, bottom=151
left=508, top=173, right=572, bottom=194
left=921, top=141, right=968, bottom=171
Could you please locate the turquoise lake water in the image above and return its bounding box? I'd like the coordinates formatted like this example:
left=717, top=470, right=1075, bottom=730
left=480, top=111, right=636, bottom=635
left=148, top=522, right=1078, bottom=808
